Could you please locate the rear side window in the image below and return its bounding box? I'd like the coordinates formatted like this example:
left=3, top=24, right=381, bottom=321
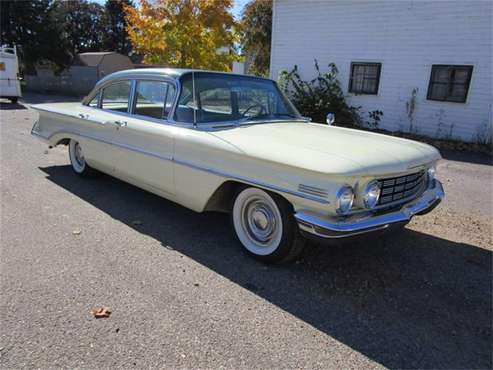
left=133, top=80, right=176, bottom=120
left=101, top=81, right=131, bottom=112
left=88, top=92, right=99, bottom=107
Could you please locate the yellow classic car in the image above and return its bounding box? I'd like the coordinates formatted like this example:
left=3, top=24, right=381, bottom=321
left=31, top=69, right=444, bottom=263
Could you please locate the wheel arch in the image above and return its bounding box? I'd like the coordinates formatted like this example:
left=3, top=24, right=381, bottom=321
left=203, top=180, right=294, bottom=213
left=203, top=180, right=245, bottom=213
left=55, top=138, right=70, bottom=146
left=50, top=133, right=80, bottom=147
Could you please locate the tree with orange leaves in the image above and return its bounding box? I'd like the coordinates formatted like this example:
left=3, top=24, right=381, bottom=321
left=124, top=0, right=238, bottom=71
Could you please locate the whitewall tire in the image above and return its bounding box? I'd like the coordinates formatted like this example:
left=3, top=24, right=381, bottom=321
left=68, top=139, right=97, bottom=177
left=231, top=187, right=305, bottom=263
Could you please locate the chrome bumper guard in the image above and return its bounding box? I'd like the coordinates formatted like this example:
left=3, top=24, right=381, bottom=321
left=295, top=180, right=444, bottom=239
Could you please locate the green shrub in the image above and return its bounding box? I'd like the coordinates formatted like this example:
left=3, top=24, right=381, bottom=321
left=279, top=60, right=361, bottom=125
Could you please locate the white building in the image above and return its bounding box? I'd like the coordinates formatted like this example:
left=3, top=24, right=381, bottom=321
left=270, top=0, right=492, bottom=143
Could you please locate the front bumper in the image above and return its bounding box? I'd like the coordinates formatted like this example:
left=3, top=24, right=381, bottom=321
left=295, top=180, right=444, bottom=239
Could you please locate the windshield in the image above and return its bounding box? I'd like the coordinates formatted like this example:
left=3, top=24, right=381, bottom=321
left=174, top=72, right=302, bottom=125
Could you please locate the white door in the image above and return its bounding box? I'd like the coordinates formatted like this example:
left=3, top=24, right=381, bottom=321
left=108, top=80, right=177, bottom=196
left=78, top=80, right=133, bottom=173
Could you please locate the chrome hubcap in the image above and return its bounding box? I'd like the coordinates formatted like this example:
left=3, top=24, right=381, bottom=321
left=242, top=198, right=277, bottom=245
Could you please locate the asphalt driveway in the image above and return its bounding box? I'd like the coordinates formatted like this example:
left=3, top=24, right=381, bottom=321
left=1, top=95, right=491, bottom=369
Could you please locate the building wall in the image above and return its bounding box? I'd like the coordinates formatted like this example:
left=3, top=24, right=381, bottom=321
left=270, top=0, right=492, bottom=142
left=98, top=54, right=134, bottom=78
left=25, top=66, right=98, bottom=96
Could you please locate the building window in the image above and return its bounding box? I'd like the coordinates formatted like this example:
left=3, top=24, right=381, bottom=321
left=427, top=65, right=473, bottom=103
left=348, top=62, right=381, bottom=95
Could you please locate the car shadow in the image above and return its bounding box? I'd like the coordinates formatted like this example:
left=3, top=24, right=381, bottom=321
left=0, top=101, right=27, bottom=110
left=440, top=149, right=492, bottom=166
left=39, top=165, right=492, bottom=369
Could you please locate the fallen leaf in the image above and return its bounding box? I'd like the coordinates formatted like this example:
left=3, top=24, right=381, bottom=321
left=72, top=230, right=81, bottom=235
left=91, top=307, right=112, bottom=318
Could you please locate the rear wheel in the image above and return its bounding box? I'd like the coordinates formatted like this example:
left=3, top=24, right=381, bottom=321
left=68, top=139, right=97, bottom=177
left=231, top=187, right=305, bottom=263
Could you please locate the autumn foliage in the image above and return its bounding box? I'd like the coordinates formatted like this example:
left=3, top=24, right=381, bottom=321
left=124, top=0, right=238, bottom=71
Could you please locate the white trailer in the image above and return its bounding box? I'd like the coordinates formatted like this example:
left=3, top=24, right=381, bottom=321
left=0, top=46, right=22, bottom=103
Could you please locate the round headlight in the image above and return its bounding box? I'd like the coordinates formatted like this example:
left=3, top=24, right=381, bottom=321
left=336, top=185, right=354, bottom=215
left=363, top=180, right=381, bottom=209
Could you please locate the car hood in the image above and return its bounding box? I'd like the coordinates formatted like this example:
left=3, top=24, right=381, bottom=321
left=209, top=121, right=441, bottom=176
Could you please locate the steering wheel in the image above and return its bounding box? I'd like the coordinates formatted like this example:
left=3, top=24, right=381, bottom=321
left=242, top=103, right=267, bottom=117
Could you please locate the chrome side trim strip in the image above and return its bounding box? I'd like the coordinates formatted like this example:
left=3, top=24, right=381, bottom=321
left=295, top=180, right=444, bottom=239
left=174, top=157, right=330, bottom=204
left=31, top=129, right=49, bottom=141
left=33, top=129, right=329, bottom=204
left=30, top=106, right=107, bottom=126
left=298, top=184, right=329, bottom=198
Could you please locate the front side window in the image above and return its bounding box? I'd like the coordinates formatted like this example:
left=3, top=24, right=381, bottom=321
left=133, top=80, right=176, bottom=120
left=174, top=72, right=300, bottom=124
left=349, top=62, right=381, bottom=95
left=101, top=81, right=131, bottom=112
left=427, top=65, right=473, bottom=103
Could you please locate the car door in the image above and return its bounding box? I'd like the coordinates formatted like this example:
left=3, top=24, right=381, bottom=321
left=108, top=79, right=177, bottom=197
left=76, top=80, right=133, bottom=173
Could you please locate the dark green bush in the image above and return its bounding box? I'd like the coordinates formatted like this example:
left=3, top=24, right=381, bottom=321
left=279, top=60, right=361, bottom=126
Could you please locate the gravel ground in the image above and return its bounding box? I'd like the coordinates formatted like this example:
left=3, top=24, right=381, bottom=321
left=1, top=95, right=492, bottom=369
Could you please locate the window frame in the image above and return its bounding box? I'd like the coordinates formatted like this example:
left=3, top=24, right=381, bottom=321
left=426, top=64, right=473, bottom=103
left=173, top=71, right=302, bottom=126
left=348, top=62, right=382, bottom=95
left=100, top=80, right=133, bottom=113
left=130, top=79, right=177, bottom=122
left=83, top=76, right=180, bottom=125
left=87, top=91, right=101, bottom=108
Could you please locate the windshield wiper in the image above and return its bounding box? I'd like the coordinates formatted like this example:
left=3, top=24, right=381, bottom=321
left=238, top=113, right=301, bottom=123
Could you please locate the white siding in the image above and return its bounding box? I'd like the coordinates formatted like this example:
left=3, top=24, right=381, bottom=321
left=270, top=0, right=492, bottom=142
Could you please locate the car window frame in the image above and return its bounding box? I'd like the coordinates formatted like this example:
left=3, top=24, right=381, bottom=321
left=83, top=76, right=180, bottom=126
left=87, top=91, right=101, bottom=108
left=172, top=71, right=304, bottom=129
left=82, top=72, right=303, bottom=130
left=130, top=78, right=177, bottom=123
left=99, top=80, right=133, bottom=114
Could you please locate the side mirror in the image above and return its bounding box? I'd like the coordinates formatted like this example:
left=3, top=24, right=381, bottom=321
left=326, top=113, right=335, bottom=125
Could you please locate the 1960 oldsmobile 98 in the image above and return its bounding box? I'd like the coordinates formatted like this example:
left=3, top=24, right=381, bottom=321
left=31, top=69, right=444, bottom=263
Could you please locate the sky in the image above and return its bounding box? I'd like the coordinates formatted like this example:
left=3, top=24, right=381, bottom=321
left=232, top=0, right=250, bottom=18
left=93, top=0, right=250, bottom=19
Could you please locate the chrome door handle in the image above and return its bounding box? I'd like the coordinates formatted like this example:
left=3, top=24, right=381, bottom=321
left=105, top=120, right=127, bottom=127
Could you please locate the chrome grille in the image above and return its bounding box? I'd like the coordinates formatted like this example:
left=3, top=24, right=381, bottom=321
left=377, top=171, right=426, bottom=205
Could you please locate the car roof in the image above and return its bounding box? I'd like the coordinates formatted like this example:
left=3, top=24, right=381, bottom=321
left=96, top=68, right=273, bottom=86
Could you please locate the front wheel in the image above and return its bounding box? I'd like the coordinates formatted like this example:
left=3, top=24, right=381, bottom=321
left=231, top=187, right=305, bottom=263
left=68, top=139, right=97, bottom=177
